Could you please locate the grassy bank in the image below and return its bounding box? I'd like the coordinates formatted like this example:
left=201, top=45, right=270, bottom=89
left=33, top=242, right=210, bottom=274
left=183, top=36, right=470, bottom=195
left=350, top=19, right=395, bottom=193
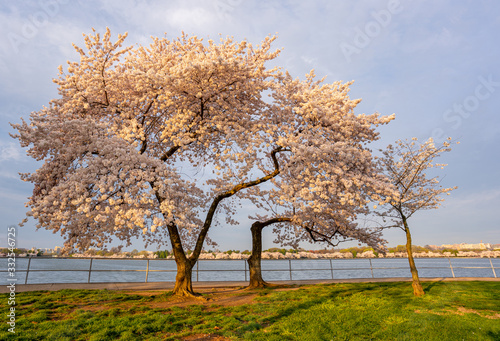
left=1, top=281, right=499, bottom=340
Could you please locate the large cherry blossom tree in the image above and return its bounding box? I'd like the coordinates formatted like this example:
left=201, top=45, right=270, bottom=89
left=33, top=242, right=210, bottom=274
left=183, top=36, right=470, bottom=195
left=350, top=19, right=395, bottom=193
left=12, top=28, right=395, bottom=296
left=12, top=28, right=284, bottom=296
left=377, top=137, right=457, bottom=296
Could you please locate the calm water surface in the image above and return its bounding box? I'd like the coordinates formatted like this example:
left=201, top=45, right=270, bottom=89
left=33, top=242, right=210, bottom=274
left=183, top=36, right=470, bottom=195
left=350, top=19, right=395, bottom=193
left=1, top=257, right=498, bottom=285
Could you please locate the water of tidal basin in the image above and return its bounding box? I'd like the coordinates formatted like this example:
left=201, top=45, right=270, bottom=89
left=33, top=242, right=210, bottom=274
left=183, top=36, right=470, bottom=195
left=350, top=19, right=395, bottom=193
left=1, top=257, right=498, bottom=285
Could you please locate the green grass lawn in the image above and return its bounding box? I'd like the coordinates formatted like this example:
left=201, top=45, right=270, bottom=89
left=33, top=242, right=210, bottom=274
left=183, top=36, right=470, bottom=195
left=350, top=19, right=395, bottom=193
left=1, top=281, right=499, bottom=340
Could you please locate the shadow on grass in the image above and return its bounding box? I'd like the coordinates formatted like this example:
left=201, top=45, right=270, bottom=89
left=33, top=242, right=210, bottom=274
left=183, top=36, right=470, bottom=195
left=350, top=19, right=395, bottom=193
left=255, top=282, right=399, bottom=327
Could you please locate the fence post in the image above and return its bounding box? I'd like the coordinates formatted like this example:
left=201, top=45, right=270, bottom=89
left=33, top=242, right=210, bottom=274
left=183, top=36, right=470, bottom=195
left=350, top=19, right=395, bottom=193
left=330, top=259, right=334, bottom=279
left=145, top=259, right=150, bottom=283
left=244, top=260, right=247, bottom=282
left=289, top=259, right=292, bottom=280
left=88, top=258, right=93, bottom=283
left=196, top=261, right=199, bottom=282
left=448, top=257, right=455, bottom=278
left=369, top=259, right=374, bottom=278
left=25, top=256, right=32, bottom=284
left=489, top=257, right=497, bottom=278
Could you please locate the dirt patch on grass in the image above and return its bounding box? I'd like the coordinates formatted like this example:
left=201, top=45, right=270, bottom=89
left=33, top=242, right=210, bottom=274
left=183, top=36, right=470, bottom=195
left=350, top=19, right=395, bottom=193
left=46, top=285, right=302, bottom=322
left=415, top=307, right=500, bottom=319
left=153, top=291, right=258, bottom=309
left=125, top=286, right=277, bottom=308
left=117, top=284, right=301, bottom=309
left=456, top=307, right=500, bottom=319
left=182, top=333, right=232, bottom=341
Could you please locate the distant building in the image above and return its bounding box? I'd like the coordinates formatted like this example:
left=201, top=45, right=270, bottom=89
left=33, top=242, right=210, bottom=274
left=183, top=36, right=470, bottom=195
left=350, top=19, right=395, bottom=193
left=439, top=243, right=492, bottom=250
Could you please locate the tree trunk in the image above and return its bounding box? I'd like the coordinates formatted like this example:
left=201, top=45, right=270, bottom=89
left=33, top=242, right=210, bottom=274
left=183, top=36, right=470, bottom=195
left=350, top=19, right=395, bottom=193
left=164, top=221, right=199, bottom=297
left=172, top=258, right=198, bottom=297
left=247, top=221, right=269, bottom=288
left=247, top=217, right=291, bottom=289
left=403, top=217, right=425, bottom=296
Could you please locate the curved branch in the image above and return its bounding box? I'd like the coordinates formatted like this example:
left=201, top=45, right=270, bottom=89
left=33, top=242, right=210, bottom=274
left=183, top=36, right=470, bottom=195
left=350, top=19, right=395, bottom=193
left=190, top=146, right=285, bottom=261
left=254, top=216, right=292, bottom=230
left=303, top=223, right=344, bottom=247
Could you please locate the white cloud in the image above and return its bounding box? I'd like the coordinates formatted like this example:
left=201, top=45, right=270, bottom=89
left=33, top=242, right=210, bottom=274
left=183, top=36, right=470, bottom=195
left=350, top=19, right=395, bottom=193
left=166, top=6, right=216, bottom=30
left=0, top=141, right=23, bottom=162
left=446, top=188, right=500, bottom=211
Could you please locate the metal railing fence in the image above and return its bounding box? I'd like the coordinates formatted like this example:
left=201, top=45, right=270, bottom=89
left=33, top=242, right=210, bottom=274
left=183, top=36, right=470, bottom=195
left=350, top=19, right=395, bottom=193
left=1, top=257, right=498, bottom=285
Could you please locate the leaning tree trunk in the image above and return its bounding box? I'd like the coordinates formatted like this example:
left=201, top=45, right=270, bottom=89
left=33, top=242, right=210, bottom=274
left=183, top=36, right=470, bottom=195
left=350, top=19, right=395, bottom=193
left=247, top=221, right=269, bottom=288
left=247, top=217, right=291, bottom=289
left=403, top=216, right=425, bottom=296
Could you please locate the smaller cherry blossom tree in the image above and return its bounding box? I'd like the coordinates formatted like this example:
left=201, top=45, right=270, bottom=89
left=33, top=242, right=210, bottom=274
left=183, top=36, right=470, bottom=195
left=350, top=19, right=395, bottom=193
left=377, top=137, right=457, bottom=296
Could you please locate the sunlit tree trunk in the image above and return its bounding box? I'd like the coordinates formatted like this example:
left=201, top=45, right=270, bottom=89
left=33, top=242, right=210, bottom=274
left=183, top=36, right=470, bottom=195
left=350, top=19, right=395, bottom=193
left=172, top=258, right=196, bottom=296
left=403, top=215, right=425, bottom=296
left=165, top=221, right=199, bottom=297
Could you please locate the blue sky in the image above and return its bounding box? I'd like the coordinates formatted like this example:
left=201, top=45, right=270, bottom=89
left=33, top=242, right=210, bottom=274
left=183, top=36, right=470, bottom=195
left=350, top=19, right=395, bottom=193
left=1, top=0, right=499, bottom=251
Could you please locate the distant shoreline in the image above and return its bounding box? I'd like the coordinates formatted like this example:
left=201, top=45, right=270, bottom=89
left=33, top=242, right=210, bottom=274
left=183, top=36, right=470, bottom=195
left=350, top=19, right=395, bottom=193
left=3, top=249, right=499, bottom=259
